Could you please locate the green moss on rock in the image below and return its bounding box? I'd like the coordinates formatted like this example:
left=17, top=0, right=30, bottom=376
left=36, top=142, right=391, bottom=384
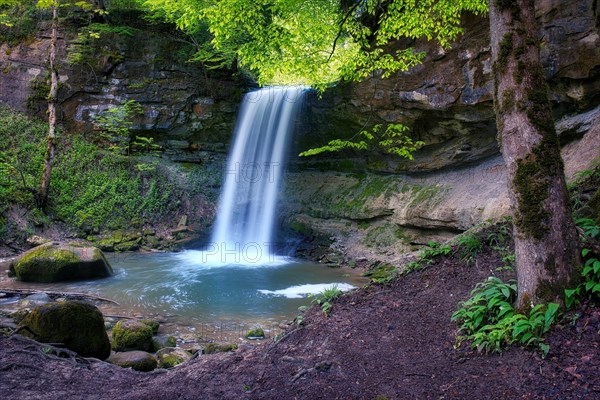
left=156, top=347, right=192, bottom=368
left=140, top=319, right=160, bottom=334
left=203, top=343, right=238, bottom=354
left=151, top=335, right=177, bottom=351
left=112, top=320, right=153, bottom=352
left=19, top=301, right=111, bottom=360
left=245, top=328, right=265, bottom=339
left=10, top=242, right=113, bottom=283
left=107, top=351, right=158, bottom=372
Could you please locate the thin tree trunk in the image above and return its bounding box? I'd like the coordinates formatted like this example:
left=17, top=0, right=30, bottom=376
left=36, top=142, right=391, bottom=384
left=488, top=0, right=580, bottom=311
left=39, top=3, right=59, bottom=209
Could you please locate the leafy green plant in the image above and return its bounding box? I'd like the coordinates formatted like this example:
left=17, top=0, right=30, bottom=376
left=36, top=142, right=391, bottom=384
left=576, top=218, right=599, bottom=240
left=401, top=241, right=452, bottom=274
left=403, top=260, right=423, bottom=274
left=486, top=220, right=511, bottom=247
left=310, top=285, right=343, bottom=315
left=299, top=123, right=425, bottom=159
left=362, top=263, right=397, bottom=284
left=421, top=241, right=452, bottom=262
left=452, top=277, right=558, bottom=356
left=91, top=100, right=144, bottom=155
left=456, top=234, right=483, bottom=264
left=565, top=249, right=600, bottom=309
left=495, top=250, right=515, bottom=272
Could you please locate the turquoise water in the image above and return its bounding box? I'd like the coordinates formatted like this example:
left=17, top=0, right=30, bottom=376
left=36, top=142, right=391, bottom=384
left=1, top=252, right=363, bottom=324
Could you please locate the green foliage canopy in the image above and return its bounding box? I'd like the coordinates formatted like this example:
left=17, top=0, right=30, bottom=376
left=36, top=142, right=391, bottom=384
left=141, top=0, right=487, bottom=88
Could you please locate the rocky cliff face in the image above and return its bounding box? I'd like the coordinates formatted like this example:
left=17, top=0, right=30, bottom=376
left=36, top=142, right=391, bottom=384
left=0, top=27, right=241, bottom=165
left=283, top=0, right=600, bottom=264
left=295, top=0, right=599, bottom=173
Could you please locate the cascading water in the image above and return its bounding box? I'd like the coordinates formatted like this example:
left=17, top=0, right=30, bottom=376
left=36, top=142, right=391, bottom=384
left=186, top=86, right=306, bottom=265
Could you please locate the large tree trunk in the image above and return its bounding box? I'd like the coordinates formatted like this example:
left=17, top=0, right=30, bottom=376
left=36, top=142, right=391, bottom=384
left=38, top=3, right=59, bottom=209
left=488, top=0, right=580, bottom=311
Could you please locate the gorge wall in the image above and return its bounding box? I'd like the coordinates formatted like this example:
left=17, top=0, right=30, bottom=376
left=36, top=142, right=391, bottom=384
left=283, top=0, right=600, bottom=264
left=0, top=0, right=599, bottom=263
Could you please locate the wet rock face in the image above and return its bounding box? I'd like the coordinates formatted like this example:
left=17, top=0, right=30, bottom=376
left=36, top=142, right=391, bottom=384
left=294, top=0, right=600, bottom=173
left=0, top=28, right=240, bottom=164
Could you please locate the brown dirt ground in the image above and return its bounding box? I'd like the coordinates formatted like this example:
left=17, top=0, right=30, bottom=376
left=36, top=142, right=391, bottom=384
left=1, top=243, right=599, bottom=399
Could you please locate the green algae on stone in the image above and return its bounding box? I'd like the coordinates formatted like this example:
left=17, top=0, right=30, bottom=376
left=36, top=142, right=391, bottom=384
left=203, top=343, right=238, bottom=354
left=245, top=328, right=265, bottom=339
left=156, top=347, right=192, bottom=368
left=112, top=320, right=153, bottom=352
left=10, top=242, right=113, bottom=283
left=140, top=319, right=160, bottom=334
left=19, top=300, right=111, bottom=360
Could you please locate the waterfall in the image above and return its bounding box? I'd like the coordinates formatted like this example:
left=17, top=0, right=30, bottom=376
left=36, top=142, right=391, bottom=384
left=203, top=86, right=305, bottom=265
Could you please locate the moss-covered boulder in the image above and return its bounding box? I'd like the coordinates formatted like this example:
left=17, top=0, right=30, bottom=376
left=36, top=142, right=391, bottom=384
left=156, top=347, right=192, bottom=368
left=9, top=242, right=113, bottom=283
left=112, top=320, right=153, bottom=351
left=19, top=301, right=111, bottom=360
left=245, top=328, right=265, bottom=339
left=107, top=351, right=158, bottom=372
left=140, top=319, right=160, bottom=334
left=203, top=342, right=238, bottom=354
left=151, top=334, right=177, bottom=351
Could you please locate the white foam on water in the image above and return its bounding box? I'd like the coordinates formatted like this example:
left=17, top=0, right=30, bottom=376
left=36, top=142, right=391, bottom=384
left=258, top=283, right=356, bottom=299
left=176, top=249, right=293, bottom=270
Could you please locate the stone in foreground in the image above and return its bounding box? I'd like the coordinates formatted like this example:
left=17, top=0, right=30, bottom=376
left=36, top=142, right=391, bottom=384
left=112, top=320, right=153, bottom=352
left=107, top=351, right=158, bottom=372
left=156, top=347, right=192, bottom=368
left=19, top=300, right=111, bottom=360
left=9, top=242, right=113, bottom=283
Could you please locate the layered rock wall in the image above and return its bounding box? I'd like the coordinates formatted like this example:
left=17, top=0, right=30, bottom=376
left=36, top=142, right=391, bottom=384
left=283, top=0, right=600, bottom=264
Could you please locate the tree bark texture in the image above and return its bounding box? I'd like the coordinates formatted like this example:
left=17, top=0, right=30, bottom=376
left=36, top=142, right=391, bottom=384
left=488, top=0, right=580, bottom=310
left=39, top=3, right=59, bottom=209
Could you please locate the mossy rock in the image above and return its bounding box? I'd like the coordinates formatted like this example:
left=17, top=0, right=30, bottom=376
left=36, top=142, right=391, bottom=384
left=112, top=320, right=153, bottom=352
left=156, top=347, right=192, bottom=368
left=203, top=343, right=238, bottom=354
left=9, top=242, right=113, bottom=283
left=107, top=351, right=158, bottom=372
left=144, top=235, right=161, bottom=249
left=94, top=238, right=115, bottom=252
left=151, top=334, right=177, bottom=351
left=140, top=319, right=160, bottom=334
left=114, top=239, right=141, bottom=252
left=245, top=328, right=265, bottom=339
left=10, top=309, right=30, bottom=324
left=19, top=301, right=111, bottom=360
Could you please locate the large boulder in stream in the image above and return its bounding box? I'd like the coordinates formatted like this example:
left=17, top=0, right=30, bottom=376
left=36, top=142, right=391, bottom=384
left=9, top=242, right=113, bottom=283
left=19, top=301, right=111, bottom=360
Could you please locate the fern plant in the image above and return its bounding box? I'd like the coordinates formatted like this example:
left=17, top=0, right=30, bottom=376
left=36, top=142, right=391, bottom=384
left=452, top=277, right=558, bottom=356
